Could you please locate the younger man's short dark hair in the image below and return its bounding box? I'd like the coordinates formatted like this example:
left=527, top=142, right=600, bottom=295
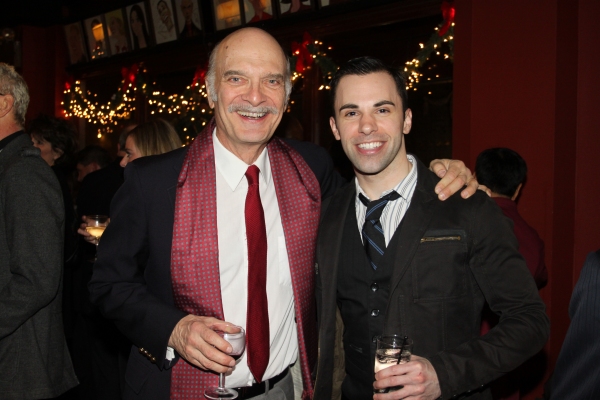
left=475, top=147, right=527, bottom=197
left=329, top=56, right=408, bottom=116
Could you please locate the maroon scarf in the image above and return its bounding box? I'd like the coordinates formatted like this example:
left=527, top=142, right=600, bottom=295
left=170, top=120, right=320, bottom=399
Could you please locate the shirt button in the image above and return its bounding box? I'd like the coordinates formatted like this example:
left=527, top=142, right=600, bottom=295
left=370, top=282, right=379, bottom=292
left=371, top=309, right=380, bottom=317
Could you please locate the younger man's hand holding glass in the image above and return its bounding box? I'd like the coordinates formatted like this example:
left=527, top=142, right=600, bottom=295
left=373, top=355, right=442, bottom=399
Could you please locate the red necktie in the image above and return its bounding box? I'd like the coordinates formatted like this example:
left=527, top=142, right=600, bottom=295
left=245, top=165, right=269, bottom=382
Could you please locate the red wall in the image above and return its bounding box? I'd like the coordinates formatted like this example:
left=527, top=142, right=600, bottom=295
left=454, top=0, right=600, bottom=398
left=21, top=25, right=68, bottom=122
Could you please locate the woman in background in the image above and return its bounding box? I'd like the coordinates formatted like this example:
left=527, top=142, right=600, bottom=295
left=120, top=118, right=182, bottom=167
left=79, top=119, right=180, bottom=238
left=75, top=118, right=181, bottom=398
left=29, top=114, right=78, bottom=264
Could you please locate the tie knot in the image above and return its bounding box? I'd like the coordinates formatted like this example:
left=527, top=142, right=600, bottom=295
left=245, top=165, right=260, bottom=186
left=359, top=191, right=400, bottom=220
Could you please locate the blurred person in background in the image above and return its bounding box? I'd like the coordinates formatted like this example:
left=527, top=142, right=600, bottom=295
left=119, top=118, right=182, bottom=167
left=73, top=119, right=180, bottom=400
left=0, top=63, right=78, bottom=399
left=28, top=114, right=80, bottom=354
left=75, top=144, right=112, bottom=182
left=76, top=125, right=135, bottom=220
left=546, top=249, right=600, bottom=399
left=475, top=147, right=548, bottom=400
left=475, top=147, right=547, bottom=288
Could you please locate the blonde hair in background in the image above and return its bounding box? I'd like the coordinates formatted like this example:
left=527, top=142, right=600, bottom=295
left=127, top=118, right=182, bottom=157
left=0, top=63, right=30, bottom=127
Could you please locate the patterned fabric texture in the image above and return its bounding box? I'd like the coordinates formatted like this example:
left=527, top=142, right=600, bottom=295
left=170, top=119, right=320, bottom=399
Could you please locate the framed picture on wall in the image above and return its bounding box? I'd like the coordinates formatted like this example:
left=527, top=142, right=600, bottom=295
left=84, top=15, right=110, bottom=59
left=149, top=0, right=178, bottom=44
left=104, top=9, right=131, bottom=55
left=213, top=0, right=242, bottom=30
left=279, top=0, right=313, bottom=15
left=174, top=0, right=203, bottom=39
left=64, top=22, right=89, bottom=64
left=126, top=2, right=153, bottom=50
left=243, top=0, right=274, bottom=23
left=318, top=0, right=350, bottom=7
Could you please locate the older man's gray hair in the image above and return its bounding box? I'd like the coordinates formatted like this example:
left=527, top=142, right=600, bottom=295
left=0, top=63, right=30, bottom=127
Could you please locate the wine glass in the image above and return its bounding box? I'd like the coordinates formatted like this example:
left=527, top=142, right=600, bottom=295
left=204, top=328, right=246, bottom=399
left=84, top=214, right=109, bottom=261
left=374, top=334, right=413, bottom=393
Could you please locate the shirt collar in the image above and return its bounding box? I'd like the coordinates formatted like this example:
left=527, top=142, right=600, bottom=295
left=212, top=128, right=271, bottom=191
left=0, top=130, right=26, bottom=152
left=355, top=154, right=417, bottom=201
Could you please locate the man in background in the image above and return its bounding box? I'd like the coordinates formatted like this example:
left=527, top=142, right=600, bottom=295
left=75, top=144, right=112, bottom=182
left=0, top=63, right=78, bottom=399
left=548, top=249, right=600, bottom=399
left=475, top=147, right=547, bottom=288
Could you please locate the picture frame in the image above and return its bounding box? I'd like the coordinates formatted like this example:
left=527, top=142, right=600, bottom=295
left=149, top=0, right=179, bottom=44
left=84, top=15, right=110, bottom=59
left=104, top=9, right=131, bottom=55
left=242, top=0, right=274, bottom=24
left=213, top=0, right=243, bottom=31
left=126, top=2, right=153, bottom=50
left=174, top=0, right=203, bottom=39
left=278, top=0, right=313, bottom=15
left=64, top=22, right=89, bottom=64
left=318, top=0, right=350, bottom=7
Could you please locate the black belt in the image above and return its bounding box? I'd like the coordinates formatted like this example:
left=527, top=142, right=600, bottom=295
left=235, top=368, right=289, bottom=399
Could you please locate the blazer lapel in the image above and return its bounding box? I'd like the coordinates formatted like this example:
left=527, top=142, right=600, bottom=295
left=317, top=183, right=355, bottom=297
left=388, top=159, right=438, bottom=296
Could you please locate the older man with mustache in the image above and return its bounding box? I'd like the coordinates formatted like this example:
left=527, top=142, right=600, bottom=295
left=89, top=27, right=475, bottom=400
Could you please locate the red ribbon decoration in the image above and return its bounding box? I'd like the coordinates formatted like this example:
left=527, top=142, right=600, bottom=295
left=191, top=65, right=207, bottom=87
left=64, top=76, right=74, bottom=91
left=291, top=32, right=314, bottom=74
left=121, top=63, right=139, bottom=92
left=439, top=0, right=455, bottom=37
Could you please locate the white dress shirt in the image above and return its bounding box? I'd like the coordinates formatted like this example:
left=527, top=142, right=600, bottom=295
left=355, top=155, right=418, bottom=244
left=213, top=131, right=298, bottom=387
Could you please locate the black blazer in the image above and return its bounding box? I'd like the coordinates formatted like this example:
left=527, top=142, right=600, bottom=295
left=89, top=139, right=344, bottom=399
left=549, top=249, right=600, bottom=399
left=314, top=157, right=550, bottom=400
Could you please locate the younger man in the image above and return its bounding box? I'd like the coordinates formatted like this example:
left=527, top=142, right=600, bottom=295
left=314, top=57, right=549, bottom=399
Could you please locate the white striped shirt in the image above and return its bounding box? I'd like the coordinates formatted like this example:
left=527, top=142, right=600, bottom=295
left=355, top=155, right=418, bottom=245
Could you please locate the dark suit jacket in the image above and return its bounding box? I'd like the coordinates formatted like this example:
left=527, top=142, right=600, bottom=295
left=549, top=249, right=600, bottom=399
left=314, top=157, right=550, bottom=400
left=0, top=132, right=78, bottom=399
left=77, top=159, right=124, bottom=218
left=89, top=138, right=343, bottom=399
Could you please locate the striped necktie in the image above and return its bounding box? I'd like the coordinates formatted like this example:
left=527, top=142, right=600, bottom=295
left=359, top=191, right=400, bottom=270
